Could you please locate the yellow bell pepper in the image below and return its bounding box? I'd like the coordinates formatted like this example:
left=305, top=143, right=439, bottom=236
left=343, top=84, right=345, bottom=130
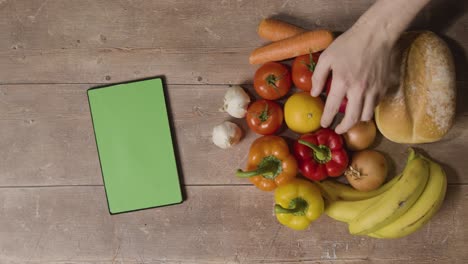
left=274, top=178, right=324, bottom=230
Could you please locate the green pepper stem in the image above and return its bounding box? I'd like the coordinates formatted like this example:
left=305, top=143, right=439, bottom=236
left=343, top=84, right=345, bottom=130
left=236, top=168, right=274, bottom=178
left=236, top=155, right=282, bottom=180
left=274, top=198, right=308, bottom=215
left=275, top=204, right=300, bottom=214
left=298, top=140, right=331, bottom=163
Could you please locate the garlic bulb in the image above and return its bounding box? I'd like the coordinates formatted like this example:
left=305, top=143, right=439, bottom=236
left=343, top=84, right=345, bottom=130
left=212, top=121, right=243, bottom=149
left=222, top=86, right=250, bottom=118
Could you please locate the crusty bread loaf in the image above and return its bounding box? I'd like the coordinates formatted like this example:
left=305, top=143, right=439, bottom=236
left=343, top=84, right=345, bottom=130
left=375, top=31, right=456, bottom=144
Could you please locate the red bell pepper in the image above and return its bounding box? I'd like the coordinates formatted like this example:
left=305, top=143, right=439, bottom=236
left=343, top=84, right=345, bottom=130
left=293, top=128, right=349, bottom=181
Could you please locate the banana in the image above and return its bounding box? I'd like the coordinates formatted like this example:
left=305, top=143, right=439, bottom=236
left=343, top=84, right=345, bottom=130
left=317, top=150, right=416, bottom=202
left=317, top=174, right=402, bottom=201
left=348, top=157, right=430, bottom=235
left=369, top=157, right=447, bottom=239
left=324, top=174, right=408, bottom=222
left=325, top=194, right=384, bottom=222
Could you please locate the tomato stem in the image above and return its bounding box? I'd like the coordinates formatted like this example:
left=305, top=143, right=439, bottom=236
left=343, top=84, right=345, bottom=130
left=308, top=51, right=316, bottom=72
left=265, top=74, right=281, bottom=95
left=301, top=51, right=316, bottom=72
left=258, top=103, right=270, bottom=122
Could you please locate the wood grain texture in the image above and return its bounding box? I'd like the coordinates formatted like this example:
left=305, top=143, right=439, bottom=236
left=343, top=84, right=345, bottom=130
left=0, top=185, right=466, bottom=264
left=0, top=0, right=466, bottom=84
left=0, top=0, right=464, bottom=50
left=1, top=0, right=468, bottom=263
left=0, top=0, right=370, bottom=84
left=0, top=84, right=467, bottom=186
left=0, top=0, right=373, bottom=49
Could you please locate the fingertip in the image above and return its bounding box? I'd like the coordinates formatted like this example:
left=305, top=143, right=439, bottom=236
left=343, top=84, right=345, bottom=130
left=360, top=111, right=371, bottom=121
left=335, top=114, right=358, bottom=135
left=311, top=78, right=323, bottom=97
left=334, top=125, right=344, bottom=134
left=320, top=118, right=327, bottom=128
left=320, top=120, right=329, bottom=128
left=321, top=89, right=345, bottom=130
left=320, top=114, right=333, bottom=128
left=311, top=89, right=320, bottom=97
left=361, top=114, right=372, bottom=122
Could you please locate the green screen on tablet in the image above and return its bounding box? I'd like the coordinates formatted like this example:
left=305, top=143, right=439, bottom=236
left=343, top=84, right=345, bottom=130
left=88, top=78, right=182, bottom=214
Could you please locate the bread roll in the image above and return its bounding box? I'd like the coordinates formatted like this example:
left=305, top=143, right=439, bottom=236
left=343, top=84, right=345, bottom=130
left=375, top=31, right=456, bottom=144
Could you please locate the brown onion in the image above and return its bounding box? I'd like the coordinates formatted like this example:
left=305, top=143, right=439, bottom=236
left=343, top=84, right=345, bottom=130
left=344, top=120, right=377, bottom=151
left=345, top=150, right=388, bottom=192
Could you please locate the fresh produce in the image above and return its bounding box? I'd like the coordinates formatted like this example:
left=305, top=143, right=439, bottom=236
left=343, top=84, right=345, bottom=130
left=255, top=19, right=342, bottom=109
left=212, top=121, right=242, bottom=149
left=246, top=100, right=283, bottom=135
left=345, top=150, right=388, bottom=192
left=316, top=173, right=401, bottom=201
left=343, top=120, right=377, bottom=151
left=284, top=92, right=324, bottom=133
left=374, top=31, right=455, bottom=143
left=322, top=149, right=429, bottom=234
left=369, top=157, right=447, bottom=238
left=236, top=135, right=298, bottom=191
left=291, top=52, right=318, bottom=92
left=322, top=149, right=447, bottom=238
left=293, top=128, right=349, bottom=181
left=221, top=86, right=251, bottom=118
left=274, top=178, right=324, bottom=230
left=325, top=81, right=347, bottom=113
left=322, top=150, right=413, bottom=219
left=224, top=20, right=451, bottom=240
left=291, top=52, right=332, bottom=93
left=257, top=18, right=306, bottom=41
left=249, top=30, right=334, bottom=65
left=253, top=62, right=292, bottom=100
left=348, top=156, right=429, bottom=235
left=324, top=192, right=387, bottom=223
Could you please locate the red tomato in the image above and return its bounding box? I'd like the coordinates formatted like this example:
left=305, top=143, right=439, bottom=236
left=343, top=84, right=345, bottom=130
left=253, top=62, right=292, bottom=100
left=246, top=100, right=283, bottom=135
left=292, top=52, right=346, bottom=113
left=291, top=52, right=321, bottom=92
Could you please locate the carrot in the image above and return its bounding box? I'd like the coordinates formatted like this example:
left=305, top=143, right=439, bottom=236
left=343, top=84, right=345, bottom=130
left=257, top=18, right=306, bottom=41
left=249, top=30, right=334, bottom=65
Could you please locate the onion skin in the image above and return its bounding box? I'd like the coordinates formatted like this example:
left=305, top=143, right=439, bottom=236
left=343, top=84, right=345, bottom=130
left=345, top=150, right=388, bottom=192
left=344, top=120, right=377, bottom=151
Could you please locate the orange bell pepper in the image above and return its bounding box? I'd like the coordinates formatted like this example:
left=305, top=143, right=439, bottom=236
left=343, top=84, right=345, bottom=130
left=236, top=135, right=298, bottom=191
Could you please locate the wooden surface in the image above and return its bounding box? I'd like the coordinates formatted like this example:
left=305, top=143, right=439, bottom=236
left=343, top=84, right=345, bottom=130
left=1, top=0, right=467, bottom=263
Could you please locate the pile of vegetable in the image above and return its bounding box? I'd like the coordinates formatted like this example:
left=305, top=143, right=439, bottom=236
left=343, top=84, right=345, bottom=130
left=212, top=18, right=447, bottom=238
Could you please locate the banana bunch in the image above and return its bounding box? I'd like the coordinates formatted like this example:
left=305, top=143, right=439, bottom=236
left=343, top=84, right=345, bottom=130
left=316, top=148, right=447, bottom=239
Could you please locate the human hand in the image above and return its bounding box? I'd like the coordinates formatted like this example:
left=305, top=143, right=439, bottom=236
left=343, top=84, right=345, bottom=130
left=310, top=25, right=396, bottom=134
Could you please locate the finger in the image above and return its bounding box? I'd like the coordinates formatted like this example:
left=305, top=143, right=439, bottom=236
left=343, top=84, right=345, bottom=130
left=361, top=93, right=377, bottom=121
left=335, top=93, right=363, bottom=134
left=320, top=79, right=346, bottom=128
left=311, top=56, right=331, bottom=97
